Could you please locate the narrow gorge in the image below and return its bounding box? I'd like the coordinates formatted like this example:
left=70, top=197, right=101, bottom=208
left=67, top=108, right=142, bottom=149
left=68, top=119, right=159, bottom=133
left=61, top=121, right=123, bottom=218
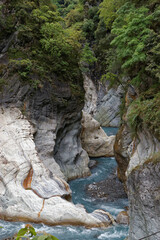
left=0, top=0, right=160, bottom=240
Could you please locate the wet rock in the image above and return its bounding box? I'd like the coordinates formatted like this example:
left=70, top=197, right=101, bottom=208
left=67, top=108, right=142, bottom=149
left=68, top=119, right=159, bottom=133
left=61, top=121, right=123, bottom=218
left=94, top=86, right=124, bottom=127
left=81, top=112, right=115, bottom=157
left=88, top=160, right=97, bottom=168
left=116, top=211, right=129, bottom=225
left=86, top=171, right=127, bottom=202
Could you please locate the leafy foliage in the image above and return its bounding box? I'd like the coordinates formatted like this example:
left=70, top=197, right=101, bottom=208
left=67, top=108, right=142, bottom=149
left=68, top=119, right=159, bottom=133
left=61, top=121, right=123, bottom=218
left=111, top=3, right=153, bottom=84
left=80, top=43, right=97, bottom=72
left=99, top=0, right=125, bottom=30
left=98, top=0, right=160, bottom=138
left=15, top=225, right=59, bottom=240
left=65, top=2, right=84, bottom=27
left=51, top=0, right=79, bottom=16
left=0, top=0, right=83, bottom=88
left=127, top=91, right=160, bottom=140
left=145, top=6, right=160, bottom=83
left=0, top=0, right=160, bottom=138
left=40, top=21, right=81, bottom=73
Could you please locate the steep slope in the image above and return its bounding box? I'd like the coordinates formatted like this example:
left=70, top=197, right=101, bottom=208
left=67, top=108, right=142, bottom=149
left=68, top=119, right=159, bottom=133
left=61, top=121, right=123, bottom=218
left=0, top=0, right=90, bottom=181
left=114, top=88, right=160, bottom=240
left=96, top=0, right=160, bottom=239
left=0, top=0, right=103, bottom=226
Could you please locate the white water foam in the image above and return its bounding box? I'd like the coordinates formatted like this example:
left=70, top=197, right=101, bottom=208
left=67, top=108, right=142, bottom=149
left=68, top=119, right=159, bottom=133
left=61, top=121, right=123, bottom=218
left=98, top=229, right=127, bottom=239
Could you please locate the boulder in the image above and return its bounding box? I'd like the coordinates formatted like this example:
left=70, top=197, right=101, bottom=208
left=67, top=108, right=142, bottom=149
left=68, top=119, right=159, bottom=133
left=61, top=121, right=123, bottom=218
left=81, top=112, right=115, bottom=157
left=86, top=171, right=127, bottom=201
left=116, top=211, right=129, bottom=225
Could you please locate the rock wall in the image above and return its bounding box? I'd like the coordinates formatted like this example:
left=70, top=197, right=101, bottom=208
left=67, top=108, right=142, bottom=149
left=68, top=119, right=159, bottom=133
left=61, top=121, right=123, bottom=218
left=83, top=74, right=97, bottom=115
left=94, top=85, right=124, bottom=127
left=128, top=158, right=160, bottom=240
left=0, top=76, right=90, bottom=181
left=114, top=123, right=132, bottom=183
left=81, top=111, right=115, bottom=157
left=0, top=107, right=112, bottom=227
left=114, top=88, right=160, bottom=240
left=126, top=129, right=160, bottom=240
left=82, top=75, right=123, bottom=128
left=53, top=111, right=90, bottom=180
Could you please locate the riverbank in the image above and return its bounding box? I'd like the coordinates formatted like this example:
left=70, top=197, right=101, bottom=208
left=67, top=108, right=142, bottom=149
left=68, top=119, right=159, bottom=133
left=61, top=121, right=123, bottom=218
left=0, top=128, right=128, bottom=240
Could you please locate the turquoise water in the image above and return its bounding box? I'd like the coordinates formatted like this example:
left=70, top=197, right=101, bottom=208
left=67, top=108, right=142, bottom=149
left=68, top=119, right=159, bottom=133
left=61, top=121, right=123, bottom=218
left=69, top=156, right=128, bottom=216
left=0, top=221, right=128, bottom=240
left=0, top=128, right=128, bottom=240
left=102, top=127, right=118, bottom=136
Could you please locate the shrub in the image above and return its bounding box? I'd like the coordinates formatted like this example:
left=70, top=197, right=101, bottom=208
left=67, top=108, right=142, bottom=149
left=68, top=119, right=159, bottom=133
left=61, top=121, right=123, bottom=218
left=127, top=91, right=160, bottom=140
left=16, top=225, right=59, bottom=240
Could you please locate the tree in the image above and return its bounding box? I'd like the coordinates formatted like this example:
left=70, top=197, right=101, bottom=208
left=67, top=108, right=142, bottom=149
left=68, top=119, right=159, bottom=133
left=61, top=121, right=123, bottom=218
left=99, top=0, right=124, bottom=30
left=111, top=2, right=153, bottom=85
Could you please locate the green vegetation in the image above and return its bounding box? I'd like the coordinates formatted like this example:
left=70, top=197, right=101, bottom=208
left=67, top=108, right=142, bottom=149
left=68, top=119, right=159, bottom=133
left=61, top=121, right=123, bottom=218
left=111, top=4, right=152, bottom=82
left=51, top=0, right=79, bottom=16
left=96, top=0, right=160, bottom=138
left=127, top=91, right=160, bottom=140
left=0, top=225, right=59, bottom=240
left=99, top=0, right=125, bottom=30
left=80, top=43, right=97, bottom=72
left=0, top=0, right=160, bottom=137
left=0, top=0, right=83, bottom=92
left=16, top=225, right=59, bottom=240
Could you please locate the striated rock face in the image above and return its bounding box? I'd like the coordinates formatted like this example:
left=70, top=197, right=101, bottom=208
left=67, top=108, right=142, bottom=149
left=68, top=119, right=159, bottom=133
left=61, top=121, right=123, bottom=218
left=94, top=85, right=124, bottom=127
left=83, top=74, right=97, bottom=115
left=34, top=117, right=65, bottom=180
left=0, top=107, right=112, bottom=227
left=128, top=159, right=160, bottom=240
left=114, top=84, right=160, bottom=239
left=53, top=112, right=90, bottom=180
left=115, top=110, right=160, bottom=238
left=0, top=77, right=90, bottom=181
left=81, top=112, right=115, bottom=157
left=114, top=124, right=132, bottom=183
left=126, top=130, right=160, bottom=240
left=126, top=129, right=160, bottom=177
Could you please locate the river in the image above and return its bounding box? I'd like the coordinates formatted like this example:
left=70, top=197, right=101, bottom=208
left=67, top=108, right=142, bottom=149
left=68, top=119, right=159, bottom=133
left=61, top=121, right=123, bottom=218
left=0, top=128, right=128, bottom=240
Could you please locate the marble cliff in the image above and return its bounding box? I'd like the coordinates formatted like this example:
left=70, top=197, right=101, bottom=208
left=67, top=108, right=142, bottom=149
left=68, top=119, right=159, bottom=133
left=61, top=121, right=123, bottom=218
left=114, top=87, right=160, bottom=240
left=0, top=106, right=112, bottom=227
left=0, top=0, right=115, bottom=225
